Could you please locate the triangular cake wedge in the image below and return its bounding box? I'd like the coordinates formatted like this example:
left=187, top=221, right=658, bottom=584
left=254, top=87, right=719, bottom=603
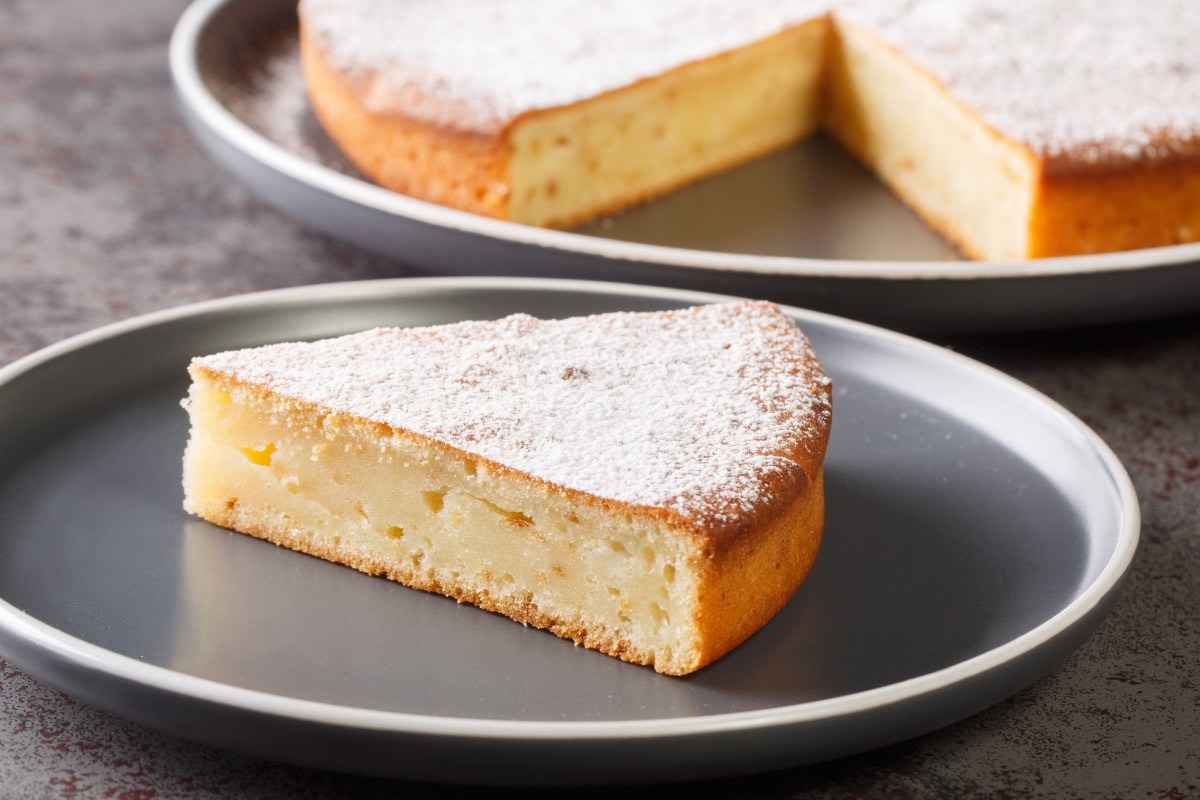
left=181, top=301, right=832, bottom=675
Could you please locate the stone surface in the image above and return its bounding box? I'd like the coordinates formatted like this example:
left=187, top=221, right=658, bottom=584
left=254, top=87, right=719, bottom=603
left=1, top=0, right=1197, bottom=797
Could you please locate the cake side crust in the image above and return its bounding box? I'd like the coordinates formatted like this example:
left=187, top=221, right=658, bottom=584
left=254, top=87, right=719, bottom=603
left=1028, top=161, right=1200, bottom=257
left=690, top=467, right=824, bottom=671
left=299, top=24, right=513, bottom=219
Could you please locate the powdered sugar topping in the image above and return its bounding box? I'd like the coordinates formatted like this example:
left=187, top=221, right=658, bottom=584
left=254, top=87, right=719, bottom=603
left=195, top=302, right=832, bottom=529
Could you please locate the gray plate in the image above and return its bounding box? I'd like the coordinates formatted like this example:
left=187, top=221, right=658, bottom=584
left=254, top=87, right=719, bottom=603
left=0, top=277, right=1137, bottom=785
left=169, top=0, right=1200, bottom=334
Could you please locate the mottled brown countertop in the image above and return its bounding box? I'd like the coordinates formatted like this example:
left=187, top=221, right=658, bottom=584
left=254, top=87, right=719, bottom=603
left=1, top=1, right=1198, bottom=797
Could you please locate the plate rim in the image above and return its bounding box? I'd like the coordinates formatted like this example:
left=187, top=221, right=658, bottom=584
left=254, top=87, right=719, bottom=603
left=168, top=0, right=1200, bottom=283
left=0, top=275, right=1141, bottom=743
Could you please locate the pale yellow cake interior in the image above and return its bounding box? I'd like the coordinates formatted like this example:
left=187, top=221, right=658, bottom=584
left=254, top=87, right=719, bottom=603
left=508, top=19, right=830, bottom=228
left=822, top=21, right=1040, bottom=261
left=432, top=16, right=1045, bottom=258
left=182, top=374, right=707, bottom=675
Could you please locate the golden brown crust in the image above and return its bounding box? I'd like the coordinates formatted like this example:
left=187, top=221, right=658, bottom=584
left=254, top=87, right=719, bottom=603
left=1028, top=161, right=1200, bottom=257
left=299, top=24, right=513, bottom=218
left=688, top=469, right=824, bottom=673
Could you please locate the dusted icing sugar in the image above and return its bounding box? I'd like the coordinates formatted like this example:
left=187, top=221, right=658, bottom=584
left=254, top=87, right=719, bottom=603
left=194, top=302, right=832, bottom=528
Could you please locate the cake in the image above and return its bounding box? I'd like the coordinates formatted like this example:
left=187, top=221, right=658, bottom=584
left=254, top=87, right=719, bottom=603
left=181, top=302, right=833, bottom=675
left=297, top=0, right=1200, bottom=261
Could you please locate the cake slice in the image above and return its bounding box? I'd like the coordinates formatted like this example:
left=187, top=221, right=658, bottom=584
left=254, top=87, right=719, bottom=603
left=181, top=301, right=832, bottom=675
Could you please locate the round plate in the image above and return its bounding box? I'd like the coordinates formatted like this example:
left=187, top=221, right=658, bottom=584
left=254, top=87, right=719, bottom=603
left=0, top=277, right=1138, bottom=785
left=168, top=0, right=1200, bottom=334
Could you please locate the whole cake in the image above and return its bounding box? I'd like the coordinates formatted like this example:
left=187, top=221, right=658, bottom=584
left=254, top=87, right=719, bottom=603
left=298, top=0, right=1200, bottom=261
left=181, top=302, right=833, bottom=675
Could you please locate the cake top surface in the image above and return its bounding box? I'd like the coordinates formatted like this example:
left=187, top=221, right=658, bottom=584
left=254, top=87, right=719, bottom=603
left=840, top=0, right=1200, bottom=166
left=194, top=302, right=832, bottom=535
left=301, top=0, right=1200, bottom=166
left=299, top=0, right=828, bottom=134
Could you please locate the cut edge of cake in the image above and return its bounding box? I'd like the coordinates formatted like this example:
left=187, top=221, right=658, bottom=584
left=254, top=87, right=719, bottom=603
left=822, top=18, right=1041, bottom=261
left=181, top=302, right=832, bottom=675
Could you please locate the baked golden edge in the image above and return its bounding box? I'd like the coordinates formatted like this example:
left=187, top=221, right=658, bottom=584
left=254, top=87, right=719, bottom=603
left=1029, top=160, right=1200, bottom=257
left=690, top=467, right=824, bottom=672
left=186, top=362, right=830, bottom=675
left=299, top=23, right=513, bottom=219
